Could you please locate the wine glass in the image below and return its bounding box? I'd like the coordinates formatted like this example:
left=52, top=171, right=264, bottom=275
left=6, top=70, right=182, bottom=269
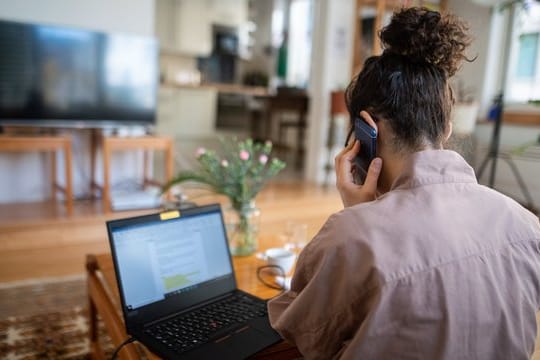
left=282, top=221, right=308, bottom=254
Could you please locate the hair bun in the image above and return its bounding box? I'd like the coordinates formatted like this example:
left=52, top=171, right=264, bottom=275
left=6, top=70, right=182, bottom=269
left=380, top=7, right=472, bottom=77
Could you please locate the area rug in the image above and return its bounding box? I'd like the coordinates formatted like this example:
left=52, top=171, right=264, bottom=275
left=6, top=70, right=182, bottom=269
left=0, top=276, right=114, bottom=359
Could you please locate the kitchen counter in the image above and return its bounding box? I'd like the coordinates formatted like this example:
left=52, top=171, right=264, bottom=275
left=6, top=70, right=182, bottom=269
left=161, top=82, right=270, bottom=97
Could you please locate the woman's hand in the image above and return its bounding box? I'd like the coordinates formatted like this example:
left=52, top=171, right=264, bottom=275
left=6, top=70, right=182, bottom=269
left=335, top=140, right=382, bottom=208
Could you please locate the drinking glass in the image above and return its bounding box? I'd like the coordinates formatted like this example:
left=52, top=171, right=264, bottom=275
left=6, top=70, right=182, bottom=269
left=282, top=221, right=308, bottom=254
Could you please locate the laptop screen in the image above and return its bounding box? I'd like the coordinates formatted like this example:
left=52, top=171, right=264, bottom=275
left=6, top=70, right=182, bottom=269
left=109, top=207, right=234, bottom=311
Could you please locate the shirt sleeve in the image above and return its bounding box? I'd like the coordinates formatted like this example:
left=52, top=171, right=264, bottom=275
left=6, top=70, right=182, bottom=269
left=267, top=212, right=378, bottom=359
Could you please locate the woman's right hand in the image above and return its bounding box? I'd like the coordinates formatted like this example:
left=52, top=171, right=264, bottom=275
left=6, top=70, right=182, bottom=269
left=335, top=140, right=382, bottom=208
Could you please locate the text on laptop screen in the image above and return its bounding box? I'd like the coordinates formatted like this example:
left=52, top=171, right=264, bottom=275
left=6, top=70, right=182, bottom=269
left=111, top=211, right=233, bottom=310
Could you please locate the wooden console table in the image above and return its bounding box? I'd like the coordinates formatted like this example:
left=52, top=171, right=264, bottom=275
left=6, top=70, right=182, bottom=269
left=0, top=135, right=73, bottom=214
left=86, top=248, right=301, bottom=359
left=503, top=110, right=540, bottom=126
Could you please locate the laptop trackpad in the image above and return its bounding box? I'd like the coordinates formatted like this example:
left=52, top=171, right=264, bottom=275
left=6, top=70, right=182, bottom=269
left=214, top=325, right=273, bottom=358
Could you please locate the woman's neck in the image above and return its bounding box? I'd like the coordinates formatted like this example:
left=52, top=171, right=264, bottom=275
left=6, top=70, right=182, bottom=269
left=374, top=120, right=446, bottom=194
left=378, top=151, right=405, bottom=193
left=377, top=145, right=442, bottom=193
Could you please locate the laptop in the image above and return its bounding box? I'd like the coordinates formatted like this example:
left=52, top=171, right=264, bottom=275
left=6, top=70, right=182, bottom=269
left=106, top=204, right=282, bottom=359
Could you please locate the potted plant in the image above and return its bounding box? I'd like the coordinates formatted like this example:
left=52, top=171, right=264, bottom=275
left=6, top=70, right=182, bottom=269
left=164, top=138, right=286, bottom=256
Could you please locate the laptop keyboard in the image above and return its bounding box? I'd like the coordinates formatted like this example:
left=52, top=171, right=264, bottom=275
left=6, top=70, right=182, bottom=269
left=144, top=293, right=268, bottom=354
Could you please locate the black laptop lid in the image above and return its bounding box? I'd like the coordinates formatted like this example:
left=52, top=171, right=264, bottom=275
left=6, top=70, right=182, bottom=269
left=107, top=204, right=237, bottom=330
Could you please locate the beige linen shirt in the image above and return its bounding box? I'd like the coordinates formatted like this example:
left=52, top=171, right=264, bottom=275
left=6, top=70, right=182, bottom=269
left=268, top=150, right=540, bottom=360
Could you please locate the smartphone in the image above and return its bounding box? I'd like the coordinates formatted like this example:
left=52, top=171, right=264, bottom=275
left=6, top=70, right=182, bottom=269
left=352, top=116, right=377, bottom=184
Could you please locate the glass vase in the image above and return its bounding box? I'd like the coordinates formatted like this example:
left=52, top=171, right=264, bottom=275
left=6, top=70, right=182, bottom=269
left=224, top=200, right=261, bottom=256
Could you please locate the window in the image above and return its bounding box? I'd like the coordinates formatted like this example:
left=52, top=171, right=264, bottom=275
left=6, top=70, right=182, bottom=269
left=516, top=33, right=538, bottom=78
left=506, top=2, right=540, bottom=103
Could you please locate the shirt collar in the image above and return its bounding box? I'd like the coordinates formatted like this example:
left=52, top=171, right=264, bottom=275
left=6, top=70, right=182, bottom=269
left=390, top=150, right=478, bottom=191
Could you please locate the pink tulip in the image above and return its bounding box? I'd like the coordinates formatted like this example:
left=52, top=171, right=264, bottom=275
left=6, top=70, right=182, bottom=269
left=239, top=150, right=250, bottom=161
left=195, top=147, right=206, bottom=157
left=221, top=159, right=229, bottom=167
left=259, top=154, right=268, bottom=164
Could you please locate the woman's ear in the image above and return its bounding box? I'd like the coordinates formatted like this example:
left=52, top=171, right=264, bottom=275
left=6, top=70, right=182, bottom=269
left=444, top=122, right=453, bottom=142
left=359, top=111, right=378, bottom=132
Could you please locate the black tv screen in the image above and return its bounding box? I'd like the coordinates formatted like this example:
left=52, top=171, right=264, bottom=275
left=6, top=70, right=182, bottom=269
left=0, top=20, right=158, bottom=128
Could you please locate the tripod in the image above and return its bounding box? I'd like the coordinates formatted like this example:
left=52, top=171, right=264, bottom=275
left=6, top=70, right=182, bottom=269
left=476, top=93, right=536, bottom=211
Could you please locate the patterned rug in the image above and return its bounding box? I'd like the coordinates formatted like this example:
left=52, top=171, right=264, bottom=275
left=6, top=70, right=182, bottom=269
left=0, top=276, right=114, bottom=359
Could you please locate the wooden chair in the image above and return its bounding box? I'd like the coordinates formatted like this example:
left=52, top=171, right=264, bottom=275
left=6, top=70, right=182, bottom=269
left=268, top=88, right=309, bottom=170
left=94, top=135, right=174, bottom=212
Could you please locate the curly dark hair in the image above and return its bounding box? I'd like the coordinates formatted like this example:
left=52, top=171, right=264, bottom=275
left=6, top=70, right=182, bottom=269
left=345, top=7, right=473, bottom=152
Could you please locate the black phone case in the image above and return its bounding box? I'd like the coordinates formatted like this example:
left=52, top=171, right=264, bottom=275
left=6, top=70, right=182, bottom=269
left=353, top=117, right=377, bottom=184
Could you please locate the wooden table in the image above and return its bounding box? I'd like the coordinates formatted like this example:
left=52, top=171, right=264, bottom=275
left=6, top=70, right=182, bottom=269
left=86, top=235, right=301, bottom=359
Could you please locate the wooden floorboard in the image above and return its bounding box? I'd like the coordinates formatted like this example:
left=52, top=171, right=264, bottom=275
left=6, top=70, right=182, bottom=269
left=0, top=181, right=342, bottom=282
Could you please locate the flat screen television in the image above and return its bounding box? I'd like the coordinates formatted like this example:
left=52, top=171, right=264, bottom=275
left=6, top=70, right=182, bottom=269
left=0, top=19, right=158, bottom=128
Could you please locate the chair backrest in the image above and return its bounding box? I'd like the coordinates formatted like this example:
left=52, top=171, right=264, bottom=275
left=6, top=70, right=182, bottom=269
left=276, top=86, right=307, bottom=97
left=268, top=95, right=309, bottom=114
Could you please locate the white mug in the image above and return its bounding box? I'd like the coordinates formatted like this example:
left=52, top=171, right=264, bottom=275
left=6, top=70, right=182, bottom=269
left=260, top=247, right=296, bottom=275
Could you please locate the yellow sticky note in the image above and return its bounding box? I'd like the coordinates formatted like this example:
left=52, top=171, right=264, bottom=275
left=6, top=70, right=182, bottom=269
left=160, top=210, right=180, bottom=221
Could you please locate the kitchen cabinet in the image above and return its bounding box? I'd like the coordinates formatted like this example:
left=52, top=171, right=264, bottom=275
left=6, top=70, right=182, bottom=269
left=156, top=87, right=218, bottom=139
left=174, top=0, right=212, bottom=56
left=155, top=0, right=176, bottom=51
left=155, top=0, right=212, bottom=56
left=210, top=0, right=248, bottom=28
left=155, top=0, right=248, bottom=56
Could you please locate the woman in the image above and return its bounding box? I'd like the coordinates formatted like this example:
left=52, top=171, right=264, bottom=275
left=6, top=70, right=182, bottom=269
left=268, top=7, right=540, bottom=359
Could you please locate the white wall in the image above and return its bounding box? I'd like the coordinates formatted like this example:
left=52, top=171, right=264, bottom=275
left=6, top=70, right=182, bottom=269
left=0, top=0, right=154, bottom=35
left=0, top=0, right=155, bottom=203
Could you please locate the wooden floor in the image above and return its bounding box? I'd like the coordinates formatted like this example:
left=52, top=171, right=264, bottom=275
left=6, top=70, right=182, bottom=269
left=0, top=181, right=343, bottom=283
